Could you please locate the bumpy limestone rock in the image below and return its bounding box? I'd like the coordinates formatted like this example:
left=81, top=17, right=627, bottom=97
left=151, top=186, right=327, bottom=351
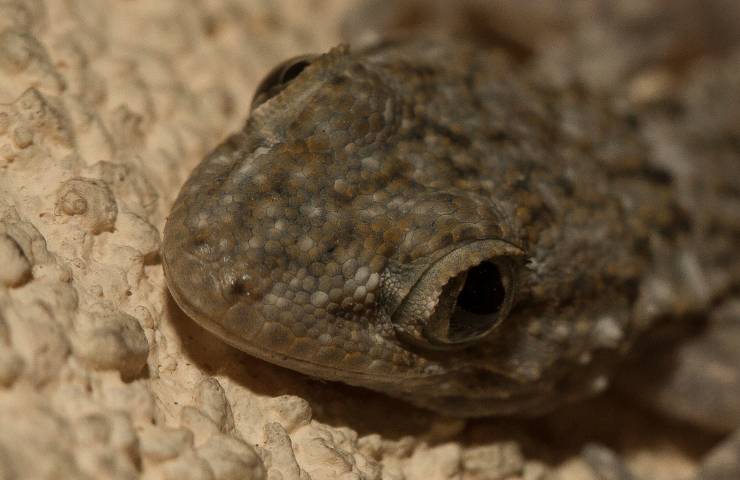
left=71, top=308, right=149, bottom=377
left=56, top=177, right=118, bottom=234
left=0, top=233, right=31, bottom=287
left=192, top=378, right=234, bottom=433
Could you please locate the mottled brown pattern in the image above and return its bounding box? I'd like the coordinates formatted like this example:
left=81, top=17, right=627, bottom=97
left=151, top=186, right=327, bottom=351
left=162, top=39, right=731, bottom=418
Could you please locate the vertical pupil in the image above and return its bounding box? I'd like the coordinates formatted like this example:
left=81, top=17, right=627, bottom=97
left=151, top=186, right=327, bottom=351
left=280, top=60, right=310, bottom=84
left=455, top=261, right=506, bottom=315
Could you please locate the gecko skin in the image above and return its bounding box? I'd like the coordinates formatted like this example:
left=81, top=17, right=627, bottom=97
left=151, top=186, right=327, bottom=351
left=162, top=39, right=731, bottom=417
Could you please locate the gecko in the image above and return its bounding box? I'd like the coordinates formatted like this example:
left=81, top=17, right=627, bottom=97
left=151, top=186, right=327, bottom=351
left=162, top=38, right=740, bottom=476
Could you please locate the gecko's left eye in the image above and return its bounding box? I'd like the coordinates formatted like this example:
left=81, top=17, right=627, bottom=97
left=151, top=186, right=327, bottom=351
left=250, top=55, right=317, bottom=110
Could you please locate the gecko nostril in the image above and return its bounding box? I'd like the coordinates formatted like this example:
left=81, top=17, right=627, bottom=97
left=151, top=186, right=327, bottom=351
left=223, top=272, right=260, bottom=303
left=229, top=279, right=247, bottom=297
left=455, top=261, right=506, bottom=316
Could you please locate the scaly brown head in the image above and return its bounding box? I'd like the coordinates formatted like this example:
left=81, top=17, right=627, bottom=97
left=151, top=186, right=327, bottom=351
left=164, top=40, right=657, bottom=416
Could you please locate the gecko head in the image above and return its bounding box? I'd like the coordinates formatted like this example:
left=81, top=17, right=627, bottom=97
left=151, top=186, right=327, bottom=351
left=164, top=42, right=530, bottom=397
left=162, top=40, right=650, bottom=416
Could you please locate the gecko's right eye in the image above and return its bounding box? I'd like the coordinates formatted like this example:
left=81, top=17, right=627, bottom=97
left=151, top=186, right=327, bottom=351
left=392, top=239, right=525, bottom=350
left=429, top=260, right=514, bottom=344
left=250, top=55, right=317, bottom=110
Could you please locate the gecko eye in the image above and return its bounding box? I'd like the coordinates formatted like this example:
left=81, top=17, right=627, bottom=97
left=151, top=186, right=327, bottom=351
left=250, top=55, right=317, bottom=110
left=427, top=260, right=513, bottom=344
left=392, top=240, right=523, bottom=349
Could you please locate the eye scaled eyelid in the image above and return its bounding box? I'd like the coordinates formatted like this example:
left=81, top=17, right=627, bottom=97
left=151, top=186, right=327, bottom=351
left=429, top=257, right=519, bottom=345
left=280, top=59, right=312, bottom=84
left=391, top=239, right=525, bottom=350
left=250, top=55, right=318, bottom=111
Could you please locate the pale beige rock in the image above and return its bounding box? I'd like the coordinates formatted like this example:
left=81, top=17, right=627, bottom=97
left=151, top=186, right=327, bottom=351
left=193, top=377, right=234, bottom=433
left=0, top=233, right=31, bottom=286
left=3, top=295, right=71, bottom=385
left=197, top=434, right=266, bottom=480
left=404, top=443, right=462, bottom=480
left=55, top=177, right=118, bottom=234
left=292, top=423, right=381, bottom=480
left=139, top=426, right=194, bottom=463
left=263, top=394, right=312, bottom=433
left=71, top=308, right=149, bottom=377
left=0, top=348, right=24, bottom=387
left=153, top=451, right=215, bottom=480
left=550, top=459, right=598, bottom=480
left=262, top=422, right=310, bottom=480
left=180, top=405, right=221, bottom=444
left=462, top=442, right=524, bottom=480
